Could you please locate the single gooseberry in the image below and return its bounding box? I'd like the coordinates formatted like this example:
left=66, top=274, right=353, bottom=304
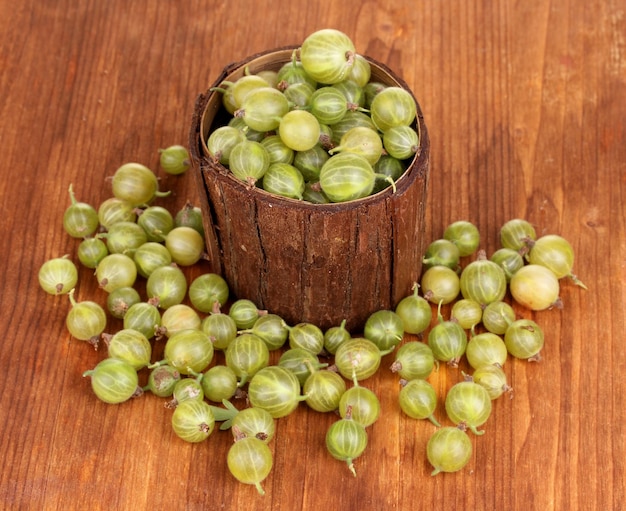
left=444, top=380, right=492, bottom=435
left=420, top=265, right=460, bottom=305
left=299, top=28, right=356, bottom=84
left=106, top=286, right=141, bottom=319
left=146, top=264, right=188, bottom=309
left=247, top=365, right=306, bottom=419
left=398, top=378, right=441, bottom=426
left=95, top=253, right=138, bottom=293
left=465, top=331, right=508, bottom=369
left=427, top=300, right=467, bottom=367
left=103, top=328, right=152, bottom=370
left=158, top=144, right=191, bottom=175
left=450, top=298, right=483, bottom=330
left=171, top=399, right=215, bottom=443
left=390, top=341, right=435, bottom=380
left=499, top=218, right=536, bottom=255
left=82, top=357, right=141, bottom=404
left=504, top=318, right=544, bottom=361
left=363, top=309, right=404, bottom=351
left=303, top=368, right=347, bottom=413
left=509, top=264, right=561, bottom=311
left=39, top=255, right=78, bottom=295
left=66, top=289, right=107, bottom=348
left=443, top=220, right=480, bottom=257
left=227, top=432, right=273, bottom=495
left=427, top=426, right=473, bottom=475
left=325, top=406, right=368, bottom=477
left=459, top=249, right=507, bottom=307
left=63, top=184, right=99, bottom=238
left=527, top=234, right=587, bottom=288
left=394, top=283, right=432, bottom=335
left=111, top=162, right=170, bottom=206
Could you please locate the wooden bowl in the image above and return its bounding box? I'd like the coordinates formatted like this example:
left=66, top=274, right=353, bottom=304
left=189, top=47, right=430, bottom=331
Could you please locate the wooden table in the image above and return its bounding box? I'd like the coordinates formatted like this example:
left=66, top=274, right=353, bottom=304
left=1, top=1, right=624, bottom=509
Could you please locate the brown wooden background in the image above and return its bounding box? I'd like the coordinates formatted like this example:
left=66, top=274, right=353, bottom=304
left=1, top=1, right=624, bottom=510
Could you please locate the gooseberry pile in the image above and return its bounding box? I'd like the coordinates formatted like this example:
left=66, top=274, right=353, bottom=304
left=39, top=31, right=588, bottom=495
left=206, top=28, right=420, bottom=203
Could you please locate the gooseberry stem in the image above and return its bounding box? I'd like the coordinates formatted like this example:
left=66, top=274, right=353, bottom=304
left=68, top=183, right=78, bottom=205
left=427, top=415, right=442, bottom=427
left=570, top=273, right=588, bottom=290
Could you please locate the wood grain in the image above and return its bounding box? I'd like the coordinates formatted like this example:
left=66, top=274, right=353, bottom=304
left=0, top=1, right=624, bottom=510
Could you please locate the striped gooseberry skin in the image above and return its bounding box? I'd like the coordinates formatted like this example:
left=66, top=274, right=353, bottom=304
left=309, top=86, right=349, bottom=125
left=278, top=348, right=327, bottom=386
left=247, top=365, right=305, bottom=418
left=319, top=153, right=375, bottom=203
left=146, top=265, right=187, bottom=309
left=123, top=302, right=161, bottom=340
left=287, top=322, right=325, bottom=355
left=499, top=218, right=537, bottom=254
left=504, top=318, right=545, bottom=360
left=105, top=328, right=152, bottom=370
left=390, top=341, right=435, bottom=380
left=459, top=250, right=507, bottom=307
left=163, top=329, right=214, bottom=376
left=465, top=332, right=508, bottom=370
left=509, top=264, right=560, bottom=311
left=260, top=134, right=295, bottom=164
left=329, top=126, right=384, bottom=166
left=338, top=385, right=380, bottom=427
left=231, top=407, right=276, bottom=443
left=227, top=436, right=273, bottom=495
left=334, top=337, right=389, bottom=382
left=382, top=125, right=419, bottom=160
left=133, top=241, right=172, bottom=278
left=428, top=319, right=467, bottom=367
left=445, top=381, right=492, bottom=435
left=303, top=369, right=347, bottom=413
left=225, top=333, right=270, bottom=384
left=201, top=312, right=238, bottom=351
left=207, top=125, right=246, bottom=165
left=490, top=247, right=524, bottom=282
left=472, top=364, right=512, bottom=400
left=261, top=163, right=305, bottom=200
left=228, top=140, right=271, bottom=185
left=240, top=314, right=289, bottom=352
left=66, top=295, right=107, bottom=345
left=369, top=86, right=417, bottom=132
left=481, top=301, right=516, bottom=335
left=188, top=273, right=230, bottom=313
left=420, top=265, right=461, bottom=305
left=236, top=86, right=289, bottom=132
left=394, top=285, right=432, bottom=335
left=136, top=205, right=174, bottom=242
left=95, top=253, right=138, bottom=293
left=325, top=411, right=368, bottom=477
left=277, top=109, right=320, bottom=152
left=171, top=399, right=215, bottom=443
left=111, top=162, right=163, bottom=207
left=363, top=309, right=404, bottom=352
left=527, top=234, right=578, bottom=280
left=427, top=426, right=473, bottom=475
left=82, top=357, right=140, bottom=405
left=201, top=364, right=238, bottom=403
left=451, top=298, right=483, bottom=330
left=323, top=319, right=351, bottom=355
left=398, top=378, right=440, bottom=426
left=300, top=28, right=356, bottom=84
